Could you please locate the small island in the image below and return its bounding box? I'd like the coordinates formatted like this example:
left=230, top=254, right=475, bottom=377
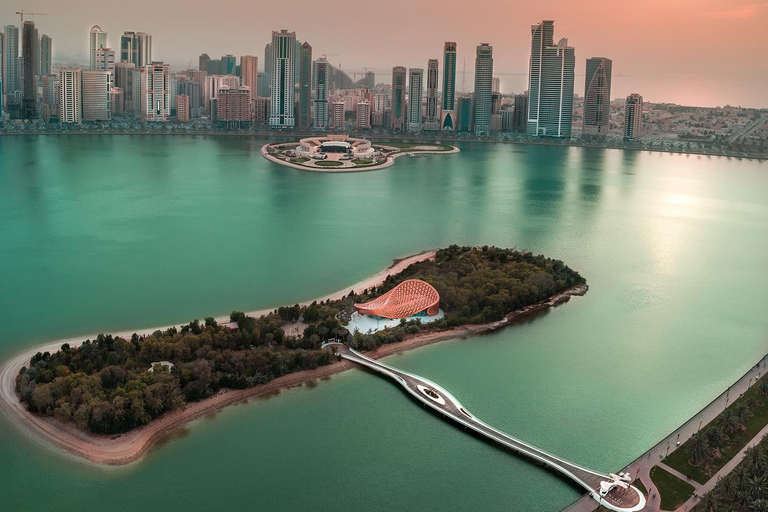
left=261, top=135, right=459, bottom=172
left=9, top=246, right=586, bottom=464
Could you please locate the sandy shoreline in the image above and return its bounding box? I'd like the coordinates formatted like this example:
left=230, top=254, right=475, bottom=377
left=0, top=251, right=586, bottom=466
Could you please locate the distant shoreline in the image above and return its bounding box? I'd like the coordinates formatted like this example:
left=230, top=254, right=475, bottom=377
left=0, top=131, right=764, bottom=162
left=0, top=250, right=587, bottom=466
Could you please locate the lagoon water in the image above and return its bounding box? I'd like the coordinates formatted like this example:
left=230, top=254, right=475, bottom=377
left=1, top=136, right=767, bottom=511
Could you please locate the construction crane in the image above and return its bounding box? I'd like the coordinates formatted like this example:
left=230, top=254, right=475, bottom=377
left=16, top=10, right=47, bottom=25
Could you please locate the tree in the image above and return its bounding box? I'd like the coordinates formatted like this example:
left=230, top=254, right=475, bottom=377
left=686, top=432, right=711, bottom=466
left=705, top=426, right=726, bottom=448
left=720, top=409, right=741, bottom=435
left=744, top=446, right=768, bottom=476
left=699, top=492, right=721, bottom=512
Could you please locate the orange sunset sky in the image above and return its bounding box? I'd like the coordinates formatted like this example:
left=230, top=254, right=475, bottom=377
left=3, top=0, right=767, bottom=107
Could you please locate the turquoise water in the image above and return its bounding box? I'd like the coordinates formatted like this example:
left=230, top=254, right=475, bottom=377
left=1, top=136, right=767, bottom=511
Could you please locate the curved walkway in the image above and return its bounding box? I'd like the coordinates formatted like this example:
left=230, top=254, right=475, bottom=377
left=324, top=342, right=645, bottom=512
left=260, top=143, right=459, bottom=173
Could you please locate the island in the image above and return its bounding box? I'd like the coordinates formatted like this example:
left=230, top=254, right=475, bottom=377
left=5, top=245, right=587, bottom=464
left=261, top=135, right=459, bottom=172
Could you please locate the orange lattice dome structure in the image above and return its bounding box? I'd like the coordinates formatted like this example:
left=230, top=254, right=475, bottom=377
left=354, top=279, right=440, bottom=319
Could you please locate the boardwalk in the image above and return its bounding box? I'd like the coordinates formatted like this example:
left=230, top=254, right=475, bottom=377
left=323, top=343, right=645, bottom=512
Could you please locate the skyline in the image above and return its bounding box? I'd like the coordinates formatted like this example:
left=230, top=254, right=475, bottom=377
left=2, top=1, right=767, bottom=108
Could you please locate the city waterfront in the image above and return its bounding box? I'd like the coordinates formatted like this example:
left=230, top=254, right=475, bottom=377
left=1, top=136, right=767, bottom=511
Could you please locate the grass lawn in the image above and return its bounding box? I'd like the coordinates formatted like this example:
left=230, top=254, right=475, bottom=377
left=650, top=466, right=695, bottom=511
left=313, top=161, right=343, bottom=167
left=289, top=157, right=309, bottom=163
left=665, top=374, right=768, bottom=484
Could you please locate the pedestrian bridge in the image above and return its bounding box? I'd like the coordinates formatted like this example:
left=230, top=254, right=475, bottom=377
left=322, top=343, right=645, bottom=512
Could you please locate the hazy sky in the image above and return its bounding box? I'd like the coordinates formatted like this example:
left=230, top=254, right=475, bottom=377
left=2, top=0, right=767, bottom=107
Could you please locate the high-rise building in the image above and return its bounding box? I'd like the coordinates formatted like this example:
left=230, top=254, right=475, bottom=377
left=457, top=94, right=472, bottom=132
left=199, top=54, right=210, bottom=72
left=217, top=86, right=251, bottom=125
left=82, top=70, right=111, bottom=121
left=89, top=25, right=107, bottom=70
left=39, top=34, right=52, bottom=78
left=407, top=68, right=423, bottom=132
left=356, top=100, right=371, bottom=129
left=391, top=66, right=406, bottom=131
left=177, top=79, right=202, bottom=118
left=257, top=72, right=270, bottom=97
left=205, top=74, right=239, bottom=113
left=269, top=30, right=296, bottom=128
left=374, top=93, right=389, bottom=113
left=95, top=48, right=116, bottom=78
left=330, top=99, right=345, bottom=130
left=441, top=42, right=457, bottom=130
left=512, top=92, right=528, bottom=133
left=527, top=20, right=575, bottom=138
left=624, top=93, right=643, bottom=141
left=313, top=57, right=329, bottom=129
left=21, top=21, right=37, bottom=119
left=264, top=42, right=273, bottom=76
left=120, top=32, right=152, bottom=67
left=491, top=91, right=502, bottom=115
left=176, top=94, right=189, bottom=122
left=59, top=67, right=82, bottom=124
left=3, top=25, right=19, bottom=93
left=253, top=96, right=270, bottom=124
left=492, top=77, right=501, bottom=94
left=41, top=74, right=59, bottom=121
left=221, top=55, right=236, bottom=75
left=424, top=59, right=439, bottom=130
left=473, top=43, right=493, bottom=135
left=110, top=87, right=124, bottom=115
left=298, top=42, right=312, bottom=130
left=207, top=59, right=222, bottom=75
left=240, top=55, right=258, bottom=97
left=114, top=62, right=136, bottom=112
left=141, top=62, right=170, bottom=122
left=583, top=57, right=612, bottom=136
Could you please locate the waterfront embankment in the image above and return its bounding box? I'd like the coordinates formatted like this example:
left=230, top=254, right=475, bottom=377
left=0, top=251, right=586, bottom=466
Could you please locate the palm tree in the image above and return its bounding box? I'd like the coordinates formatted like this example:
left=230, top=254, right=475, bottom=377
left=687, top=432, right=712, bottom=466
left=735, top=403, right=752, bottom=426
left=706, top=426, right=726, bottom=448
left=720, top=409, right=741, bottom=435
left=759, top=380, right=768, bottom=397
left=699, top=491, right=721, bottom=512
left=744, top=445, right=768, bottom=476
left=750, top=499, right=768, bottom=512
left=719, top=475, right=738, bottom=503
left=748, top=475, right=768, bottom=501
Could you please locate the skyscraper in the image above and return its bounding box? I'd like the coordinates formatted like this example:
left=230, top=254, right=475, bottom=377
left=313, top=57, right=329, bottom=129
left=205, top=74, right=240, bottom=113
left=391, top=66, right=406, bottom=131
left=624, top=93, right=643, bottom=141
left=3, top=25, right=19, bottom=93
left=264, top=43, right=273, bottom=76
left=39, top=34, right=52, bottom=77
left=221, top=55, right=236, bottom=75
left=298, top=42, right=312, bottom=130
left=457, top=94, right=473, bottom=132
left=583, top=57, right=612, bottom=136
left=330, top=99, right=344, bottom=130
left=141, top=62, right=170, bottom=122
left=356, top=100, right=371, bottom=129
left=89, top=25, right=107, bottom=70
left=473, top=43, right=493, bottom=135
left=527, top=20, right=575, bottom=138
left=176, top=94, right=189, bottom=122
left=217, top=86, right=251, bottom=126
left=21, top=21, right=37, bottom=119
left=407, top=68, right=423, bottom=132
left=177, top=79, right=201, bottom=118
left=199, top=54, right=210, bottom=72
left=59, top=67, right=82, bottom=124
left=81, top=70, right=111, bottom=121
left=257, top=72, right=270, bottom=97
left=240, top=55, right=258, bottom=97
left=269, top=30, right=296, bottom=128
left=95, top=48, right=116, bottom=78
left=120, top=32, right=152, bottom=67
left=424, top=59, right=439, bottom=131
left=441, top=42, right=457, bottom=130
left=114, top=62, right=135, bottom=112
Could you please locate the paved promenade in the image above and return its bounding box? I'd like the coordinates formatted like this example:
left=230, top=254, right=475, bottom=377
left=562, top=354, right=767, bottom=512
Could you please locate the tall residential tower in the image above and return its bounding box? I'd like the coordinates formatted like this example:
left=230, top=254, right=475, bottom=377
left=527, top=20, right=575, bottom=138
left=313, top=57, right=329, bottom=129
left=473, top=43, right=493, bottom=135
left=441, top=42, right=457, bottom=130
left=269, top=30, right=296, bottom=127
left=424, top=59, right=439, bottom=130
left=298, top=42, right=312, bottom=130
left=583, top=57, right=612, bottom=136
left=89, top=25, right=107, bottom=70
left=624, top=93, right=643, bottom=141
left=391, top=66, right=407, bottom=131
left=407, top=68, right=423, bottom=132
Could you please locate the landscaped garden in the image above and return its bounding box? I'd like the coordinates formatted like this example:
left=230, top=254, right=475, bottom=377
left=665, top=373, right=768, bottom=484
left=650, top=466, right=696, bottom=510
